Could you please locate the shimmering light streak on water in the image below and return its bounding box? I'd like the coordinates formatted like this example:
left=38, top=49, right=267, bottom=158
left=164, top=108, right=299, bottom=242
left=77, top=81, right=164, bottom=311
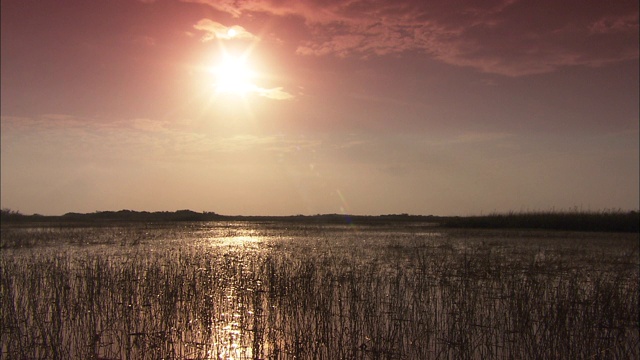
left=217, top=235, right=261, bottom=247
left=210, top=286, right=249, bottom=360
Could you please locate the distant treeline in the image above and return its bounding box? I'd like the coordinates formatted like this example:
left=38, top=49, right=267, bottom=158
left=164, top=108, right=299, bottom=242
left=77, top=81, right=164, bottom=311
left=2, top=208, right=638, bottom=232
left=0, top=209, right=436, bottom=225
left=0, top=209, right=223, bottom=223
left=441, top=210, right=639, bottom=233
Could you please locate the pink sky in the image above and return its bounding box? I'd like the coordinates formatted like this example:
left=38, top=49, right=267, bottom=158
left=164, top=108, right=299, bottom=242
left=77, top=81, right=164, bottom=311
left=1, top=0, right=638, bottom=216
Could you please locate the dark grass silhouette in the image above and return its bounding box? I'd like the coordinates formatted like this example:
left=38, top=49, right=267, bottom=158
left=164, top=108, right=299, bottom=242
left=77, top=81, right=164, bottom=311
left=440, top=209, right=639, bottom=232
left=3, top=208, right=638, bottom=232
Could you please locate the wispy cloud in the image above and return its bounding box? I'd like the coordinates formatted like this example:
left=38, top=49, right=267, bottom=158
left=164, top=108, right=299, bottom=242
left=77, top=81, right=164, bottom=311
left=212, top=84, right=294, bottom=100
left=194, top=19, right=259, bottom=41
left=256, top=87, right=295, bottom=100
left=1, top=115, right=321, bottom=162
left=184, top=0, right=639, bottom=76
left=131, top=35, right=156, bottom=46
left=448, top=132, right=514, bottom=145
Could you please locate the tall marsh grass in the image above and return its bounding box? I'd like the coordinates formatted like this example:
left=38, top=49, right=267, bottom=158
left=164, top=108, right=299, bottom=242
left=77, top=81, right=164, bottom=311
left=442, top=209, right=640, bottom=232
left=1, top=223, right=638, bottom=359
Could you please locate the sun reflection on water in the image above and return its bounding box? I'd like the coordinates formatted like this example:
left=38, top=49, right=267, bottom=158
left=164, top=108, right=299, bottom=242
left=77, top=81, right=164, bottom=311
left=218, top=235, right=261, bottom=247
left=204, top=284, right=259, bottom=360
left=199, top=235, right=266, bottom=250
left=192, top=225, right=267, bottom=359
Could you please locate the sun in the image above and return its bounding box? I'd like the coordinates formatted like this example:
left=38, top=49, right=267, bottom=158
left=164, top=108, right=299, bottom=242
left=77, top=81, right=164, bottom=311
left=212, top=55, right=257, bottom=95
left=204, top=50, right=293, bottom=100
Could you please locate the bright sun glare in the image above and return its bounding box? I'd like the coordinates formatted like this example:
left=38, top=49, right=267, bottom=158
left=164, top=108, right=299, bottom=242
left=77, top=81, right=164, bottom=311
left=213, top=55, right=257, bottom=95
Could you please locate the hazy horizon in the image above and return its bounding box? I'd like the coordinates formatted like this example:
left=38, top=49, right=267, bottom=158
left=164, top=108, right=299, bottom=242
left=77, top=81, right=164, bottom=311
left=5, top=206, right=640, bottom=218
left=2, top=0, right=638, bottom=217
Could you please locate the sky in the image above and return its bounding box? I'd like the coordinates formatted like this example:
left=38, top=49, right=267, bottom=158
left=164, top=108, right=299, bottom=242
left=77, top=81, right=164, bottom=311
left=1, top=0, right=638, bottom=216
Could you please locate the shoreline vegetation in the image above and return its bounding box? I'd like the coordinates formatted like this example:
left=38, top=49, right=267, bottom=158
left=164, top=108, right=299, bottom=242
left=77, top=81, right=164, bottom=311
left=1, top=208, right=638, bottom=232
left=1, top=221, right=638, bottom=358
left=2, top=214, right=638, bottom=358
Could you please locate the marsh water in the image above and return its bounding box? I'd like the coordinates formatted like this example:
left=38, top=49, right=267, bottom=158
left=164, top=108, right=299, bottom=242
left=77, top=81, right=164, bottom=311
left=1, top=222, right=638, bottom=359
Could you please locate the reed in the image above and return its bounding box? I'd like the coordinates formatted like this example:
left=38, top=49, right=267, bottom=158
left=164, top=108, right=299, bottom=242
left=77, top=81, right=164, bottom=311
left=1, top=223, right=638, bottom=359
left=441, top=209, right=640, bottom=232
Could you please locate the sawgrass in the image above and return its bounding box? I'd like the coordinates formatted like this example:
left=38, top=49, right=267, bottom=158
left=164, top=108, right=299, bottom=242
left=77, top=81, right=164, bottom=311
left=1, top=223, right=638, bottom=359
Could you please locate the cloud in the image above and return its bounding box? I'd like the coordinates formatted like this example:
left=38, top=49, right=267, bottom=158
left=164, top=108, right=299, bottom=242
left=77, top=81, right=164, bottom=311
left=183, top=0, right=244, bottom=18
left=182, top=0, right=315, bottom=19
left=449, top=132, right=514, bottom=144
left=256, top=87, right=295, bottom=100
left=184, top=0, right=639, bottom=76
left=208, top=134, right=322, bottom=153
left=590, top=13, right=639, bottom=34
left=131, top=35, right=156, bottom=46
left=193, top=19, right=260, bottom=41
left=1, top=115, right=322, bottom=164
left=213, top=84, right=294, bottom=100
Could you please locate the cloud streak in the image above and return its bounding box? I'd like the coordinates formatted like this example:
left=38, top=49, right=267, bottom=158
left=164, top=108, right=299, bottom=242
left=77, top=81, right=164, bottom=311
left=256, top=87, right=294, bottom=100
left=186, top=0, right=639, bottom=76
left=194, top=19, right=260, bottom=41
left=1, top=115, right=319, bottom=162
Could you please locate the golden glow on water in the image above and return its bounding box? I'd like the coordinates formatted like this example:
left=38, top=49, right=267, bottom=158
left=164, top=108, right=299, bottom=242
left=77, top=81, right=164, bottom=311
left=191, top=225, right=267, bottom=359
left=218, top=235, right=261, bottom=247
left=203, top=284, right=258, bottom=360
left=197, top=224, right=267, bottom=248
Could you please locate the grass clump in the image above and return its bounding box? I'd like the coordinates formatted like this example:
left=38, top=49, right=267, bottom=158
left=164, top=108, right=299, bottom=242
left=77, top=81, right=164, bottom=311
left=442, top=209, right=640, bottom=232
